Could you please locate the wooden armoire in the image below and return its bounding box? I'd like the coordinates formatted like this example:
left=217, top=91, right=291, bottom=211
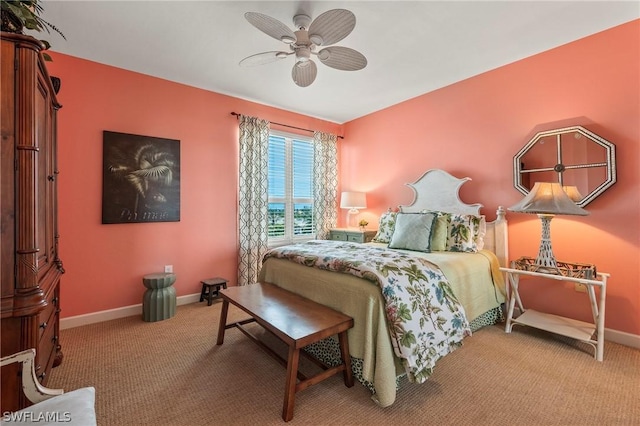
left=1, top=32, right=64, bottom=412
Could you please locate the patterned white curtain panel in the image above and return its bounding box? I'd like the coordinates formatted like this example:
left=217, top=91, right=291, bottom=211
left=312, top=131, right=338, bottom=240
left=238, top=115, right=270, bottom=286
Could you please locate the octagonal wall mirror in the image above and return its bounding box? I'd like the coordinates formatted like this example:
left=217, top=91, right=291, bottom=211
left=513, top=126, right=616, bottom=207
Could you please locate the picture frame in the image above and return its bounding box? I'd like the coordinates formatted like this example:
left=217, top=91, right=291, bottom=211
left=102, top=131, right=180, bottom=224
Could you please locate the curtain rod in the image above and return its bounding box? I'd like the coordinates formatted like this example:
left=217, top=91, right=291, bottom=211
left=230, top=112, right=343, bottom=139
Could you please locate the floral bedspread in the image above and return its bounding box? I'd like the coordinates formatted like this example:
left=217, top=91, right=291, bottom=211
left=263, top=240, right=471, bottom=383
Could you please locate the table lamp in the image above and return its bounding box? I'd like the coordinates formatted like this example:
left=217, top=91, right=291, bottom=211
left=562, top=185, right=584, bottom=202
left=340, top=191, right=366, bottom=228
left=508, top=182, right=588, bottom=272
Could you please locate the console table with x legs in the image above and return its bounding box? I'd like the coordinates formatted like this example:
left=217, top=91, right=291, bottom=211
left=501, top=267, right=609, bottom=361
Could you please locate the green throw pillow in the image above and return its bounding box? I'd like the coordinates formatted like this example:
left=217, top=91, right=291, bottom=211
left=388, top=213, right=437, bottom=252
left=420, top=210, right=450, bottom=251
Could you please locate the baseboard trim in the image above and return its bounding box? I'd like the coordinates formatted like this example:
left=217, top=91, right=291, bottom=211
left=605, top=328, right=640, bottom=349
left=61, top=299, right=640, bottom=350
left=60, top=293, right=201, bottom=330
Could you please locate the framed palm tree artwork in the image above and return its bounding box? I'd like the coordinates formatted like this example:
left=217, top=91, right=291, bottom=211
left=102, top=131, right=180, bottom=224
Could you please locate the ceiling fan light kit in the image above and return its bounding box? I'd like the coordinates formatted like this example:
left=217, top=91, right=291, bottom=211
left=240, top=9, right=367, bottom=87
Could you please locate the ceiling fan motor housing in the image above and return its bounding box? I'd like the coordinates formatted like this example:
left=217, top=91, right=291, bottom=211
left=294, top=29, right=311, bottom=47
left=293, top=29, right=312, bottom=65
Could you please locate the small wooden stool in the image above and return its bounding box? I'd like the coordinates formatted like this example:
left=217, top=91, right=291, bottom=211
left=200, top=277, right=228, bottom=306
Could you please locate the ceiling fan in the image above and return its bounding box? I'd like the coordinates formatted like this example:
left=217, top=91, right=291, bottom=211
left=239, top=9, right=367, bottom=87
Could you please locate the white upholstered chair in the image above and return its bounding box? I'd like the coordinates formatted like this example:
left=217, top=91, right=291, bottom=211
left=0, top=349, right=96, bottom=425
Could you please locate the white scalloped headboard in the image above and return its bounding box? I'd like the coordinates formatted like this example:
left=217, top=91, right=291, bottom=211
left=398, top=169, right=509, bottom=267
left=399, top=169, right=482, bottom=215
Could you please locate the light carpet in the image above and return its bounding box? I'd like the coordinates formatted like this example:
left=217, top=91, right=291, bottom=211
left=48, top=302, right=640, bottom=425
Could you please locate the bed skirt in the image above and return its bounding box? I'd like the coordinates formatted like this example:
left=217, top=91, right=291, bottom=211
left=302, top=305, right=505, bottom=400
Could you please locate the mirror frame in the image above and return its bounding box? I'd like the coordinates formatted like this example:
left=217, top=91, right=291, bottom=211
left=513, top=126, right=616, bottom=207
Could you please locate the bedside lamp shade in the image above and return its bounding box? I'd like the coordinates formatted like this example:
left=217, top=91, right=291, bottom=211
left=508, top=182, right=588, bottom=271
left=562, top=185, right=584, bottom=202
left=340, top=192, right=367, bottom=213
left=340, top=191, right=366, bottom=228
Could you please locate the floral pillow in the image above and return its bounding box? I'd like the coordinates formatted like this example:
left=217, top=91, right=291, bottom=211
left=445, top=213, right=484, bottom=253
left=372, top=211, right=397, bottom=243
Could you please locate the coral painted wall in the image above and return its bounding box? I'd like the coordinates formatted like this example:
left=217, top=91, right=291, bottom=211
left=45, top=55, right=341, bottom=318
left=341, top=20, right=639, bottom=336
left=47, top=20, right=638, bottom=337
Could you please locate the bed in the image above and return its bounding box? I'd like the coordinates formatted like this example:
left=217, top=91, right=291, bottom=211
left=258, top=169, right=508, bottom=407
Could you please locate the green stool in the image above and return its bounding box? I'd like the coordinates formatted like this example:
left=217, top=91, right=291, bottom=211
left=143, top=273, right=176, bottom=322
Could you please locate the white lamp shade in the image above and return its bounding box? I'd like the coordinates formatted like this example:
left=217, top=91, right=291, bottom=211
left=509, top=181, right=588, bottom=270
left=340, top=192, right=367, bottom=209
left=562, top=185, right=584, bottom=202
left=508, top=182, right=588, bottom=216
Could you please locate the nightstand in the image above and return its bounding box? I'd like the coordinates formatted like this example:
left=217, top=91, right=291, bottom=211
left=501, top=266, right=610, bottom=361
left=329, top=228, right=377, bottom=243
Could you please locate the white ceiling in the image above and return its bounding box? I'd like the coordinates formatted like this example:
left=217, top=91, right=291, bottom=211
left=39, top=1, right=639, bottom=124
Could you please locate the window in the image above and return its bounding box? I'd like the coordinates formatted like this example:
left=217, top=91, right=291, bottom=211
left=268, top=131, right=314, bottom=245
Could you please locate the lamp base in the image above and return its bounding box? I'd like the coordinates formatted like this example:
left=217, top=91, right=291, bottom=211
left=535, top=214, right=558, bottom=269
left=513, top=257, right=596, bottom=279
left=346, top=209, right=359, bottom=229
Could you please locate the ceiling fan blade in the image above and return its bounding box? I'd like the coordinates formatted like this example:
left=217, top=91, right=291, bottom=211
left=245, top=12, right=296, bottom=43
left=308, top=9, right=355, bottom=46
left=239, top=51, right=291, bottom=67
left=317, top=47, right=367, bottom=71
left=292, top=61, right=317, bottom=87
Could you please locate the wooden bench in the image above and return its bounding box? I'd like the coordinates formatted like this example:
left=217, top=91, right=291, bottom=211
left=216, top=282, right=354, bottom=422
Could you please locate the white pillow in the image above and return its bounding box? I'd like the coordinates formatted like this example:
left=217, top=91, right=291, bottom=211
left=476, top=216, right=487, bottom=250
